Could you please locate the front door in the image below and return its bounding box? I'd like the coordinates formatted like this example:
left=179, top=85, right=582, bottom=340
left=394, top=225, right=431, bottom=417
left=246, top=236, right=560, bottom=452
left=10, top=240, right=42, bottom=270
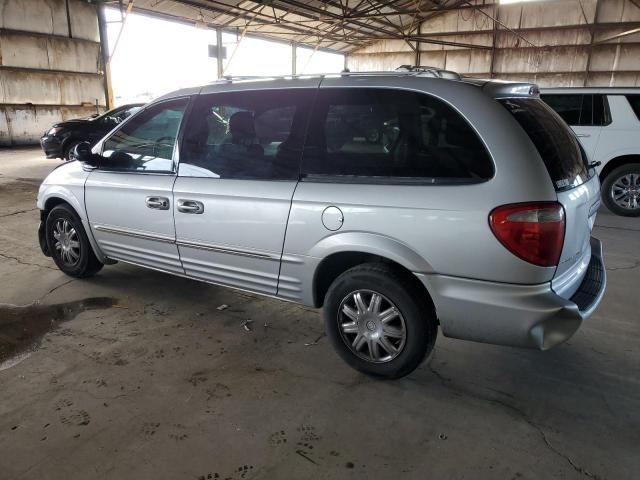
left=173, top=87, right=314, bottom=295
left=85, top=97, right=190, bottom=274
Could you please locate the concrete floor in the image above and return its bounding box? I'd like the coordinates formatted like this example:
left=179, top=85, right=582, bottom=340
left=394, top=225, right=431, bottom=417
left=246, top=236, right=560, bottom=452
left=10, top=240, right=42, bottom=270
left=0, top=147, right=638, bottom=480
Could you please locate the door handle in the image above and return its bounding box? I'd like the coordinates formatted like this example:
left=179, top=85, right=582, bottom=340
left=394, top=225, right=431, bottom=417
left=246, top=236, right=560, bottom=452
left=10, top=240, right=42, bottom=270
left=145, top=196, right=170, bottom=210
left=177, top=199, right=204, bottom=214
left=575, top=133, right=591, bottom=138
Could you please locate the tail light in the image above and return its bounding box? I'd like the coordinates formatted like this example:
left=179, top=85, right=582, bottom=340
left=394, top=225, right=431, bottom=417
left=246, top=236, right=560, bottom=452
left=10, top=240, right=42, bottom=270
left=489, top=202, right=565, bottom=267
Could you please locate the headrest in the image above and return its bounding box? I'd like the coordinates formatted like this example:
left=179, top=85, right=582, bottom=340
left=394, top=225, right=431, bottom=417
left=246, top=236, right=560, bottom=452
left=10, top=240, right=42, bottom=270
left=229, top=111, right=255, bottom=137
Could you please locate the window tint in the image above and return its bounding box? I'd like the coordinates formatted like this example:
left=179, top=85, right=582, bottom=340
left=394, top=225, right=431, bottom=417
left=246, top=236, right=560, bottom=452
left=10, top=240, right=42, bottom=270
left=500, top=98, right=588, bottom=191
left=541, top=94, right=597, bottom=126
left=626, top=95, right=640, bottom=121
left=179, top=90, right=311, bottom=180
left=302, top=88, right=493, bottom=181
left=117, top=106, right=141, bottom=122
left=593, top=94, right=610, bottom=126
left=101, top=98, right=188, bottom=172
left=581, top=94, right=593, bottom=125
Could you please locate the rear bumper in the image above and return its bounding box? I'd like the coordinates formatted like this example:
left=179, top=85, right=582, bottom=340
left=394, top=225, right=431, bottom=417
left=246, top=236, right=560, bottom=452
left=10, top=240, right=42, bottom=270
left=417, top=237, right=606, bottom=350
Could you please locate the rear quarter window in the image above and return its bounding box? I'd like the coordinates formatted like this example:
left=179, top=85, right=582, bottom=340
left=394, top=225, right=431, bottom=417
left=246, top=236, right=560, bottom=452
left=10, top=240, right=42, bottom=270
left=541, top=94, right=585, bottom=125
left=302, top=88, right=494, bottom=183
left=500, top=98, right=589, bottom=191
left=626, top=95, right=640, bottom=121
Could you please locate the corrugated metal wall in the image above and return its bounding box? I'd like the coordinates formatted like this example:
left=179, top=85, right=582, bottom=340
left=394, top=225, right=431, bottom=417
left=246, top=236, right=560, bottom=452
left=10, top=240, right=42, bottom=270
left=0, top=0, right=105, bottom=146
left=346, top=0, right=640, bottom=87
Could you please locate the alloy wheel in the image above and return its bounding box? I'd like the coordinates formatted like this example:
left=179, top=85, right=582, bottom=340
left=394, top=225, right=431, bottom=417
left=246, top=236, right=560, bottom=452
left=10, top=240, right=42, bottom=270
left=53, top=219, right=81, bottom=266
left=611, top=173, right=640, bottom=211
left=337, top=289, right=407, bottom=363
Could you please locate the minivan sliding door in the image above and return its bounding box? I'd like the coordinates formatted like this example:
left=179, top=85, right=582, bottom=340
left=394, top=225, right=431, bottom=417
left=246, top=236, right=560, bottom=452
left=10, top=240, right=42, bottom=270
left=173, top=88, right=314, bottom=295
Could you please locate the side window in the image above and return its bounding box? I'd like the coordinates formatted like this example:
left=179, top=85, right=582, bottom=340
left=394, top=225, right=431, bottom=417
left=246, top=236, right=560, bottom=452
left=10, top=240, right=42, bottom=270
left=302, top=88, right=493, bottom=181
left=101, top=98, right=188, bottom=173
left=625, top=95, right=640, bottom=121
left=541, top=94, right=593, bottom=126
left=179, top=89, right=312, bottom=180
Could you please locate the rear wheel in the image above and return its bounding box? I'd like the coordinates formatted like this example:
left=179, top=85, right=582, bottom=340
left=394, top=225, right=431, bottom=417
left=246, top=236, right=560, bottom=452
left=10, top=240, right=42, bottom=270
left=323, top=263, right=437, bottom=379
left=602, top=163, right=640, bottom=217
left=46, top=204, right=103, bottom=278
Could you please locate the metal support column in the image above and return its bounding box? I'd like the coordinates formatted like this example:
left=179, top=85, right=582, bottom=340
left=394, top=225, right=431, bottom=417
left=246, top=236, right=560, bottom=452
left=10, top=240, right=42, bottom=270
left=292, top=42, right=297, bottom=75
left=489, top=3, right=498, bottom=79
left=97, top=4, right=113, bottom=109
left=415, top=23, right=421, bottom=66
left=216, top=28, right=224, bottom=79
left=584, top=0, right=602, bottom=86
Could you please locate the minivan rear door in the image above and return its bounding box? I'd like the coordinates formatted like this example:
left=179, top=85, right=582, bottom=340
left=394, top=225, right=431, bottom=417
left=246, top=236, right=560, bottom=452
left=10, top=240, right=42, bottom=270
left=500, top=98, right=600, bottom=298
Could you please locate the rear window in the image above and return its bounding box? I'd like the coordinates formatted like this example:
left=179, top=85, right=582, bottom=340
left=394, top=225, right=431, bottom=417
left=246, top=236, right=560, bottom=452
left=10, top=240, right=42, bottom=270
left=500, top=98, right=588, bottom=191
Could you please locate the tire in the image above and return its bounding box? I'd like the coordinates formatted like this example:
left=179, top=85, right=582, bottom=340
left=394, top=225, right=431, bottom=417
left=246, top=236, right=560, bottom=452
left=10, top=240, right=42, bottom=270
left=323, top=263, right=437, bottom=379
left=601, top=163, right=640, bottom=217
left=63, top=140, right=82, bottom=161
left=46, top=204, right=103, bottom=278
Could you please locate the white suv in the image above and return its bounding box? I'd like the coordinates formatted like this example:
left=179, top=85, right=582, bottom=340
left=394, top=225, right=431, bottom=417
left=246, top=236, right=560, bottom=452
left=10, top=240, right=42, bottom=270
left=541, top=88, right=640, bottom=216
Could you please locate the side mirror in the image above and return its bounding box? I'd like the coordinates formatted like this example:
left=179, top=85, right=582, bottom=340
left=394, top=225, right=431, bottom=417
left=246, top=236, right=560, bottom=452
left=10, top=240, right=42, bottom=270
left=70, top=142, right=98, bottom=167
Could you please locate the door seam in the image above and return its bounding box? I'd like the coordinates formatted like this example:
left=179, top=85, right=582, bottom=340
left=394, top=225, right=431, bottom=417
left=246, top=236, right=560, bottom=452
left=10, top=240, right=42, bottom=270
left=170, top=174, right=187, bottom=274
left=276, top=180, right=300, bottom=296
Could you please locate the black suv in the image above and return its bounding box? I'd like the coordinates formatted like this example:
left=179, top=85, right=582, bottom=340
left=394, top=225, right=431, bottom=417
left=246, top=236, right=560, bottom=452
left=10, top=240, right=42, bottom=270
left=40, top=104, right=143, bottom=160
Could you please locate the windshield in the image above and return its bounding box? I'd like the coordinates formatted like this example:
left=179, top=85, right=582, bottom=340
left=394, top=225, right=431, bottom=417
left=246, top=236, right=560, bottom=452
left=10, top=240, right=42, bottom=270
left=500, top=98, right=589, bottom=191
left=92, top=105, right=142, bottom=123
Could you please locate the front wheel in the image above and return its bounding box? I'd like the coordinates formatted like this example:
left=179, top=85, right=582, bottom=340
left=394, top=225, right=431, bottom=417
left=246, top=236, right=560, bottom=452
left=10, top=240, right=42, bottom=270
left=63, top=140, right=82, bottom=161
left=323, top=263, right=437, bottom=379
left=601, top=163, right=640, bottom=217
left=46, top=204, right=103, bottom=278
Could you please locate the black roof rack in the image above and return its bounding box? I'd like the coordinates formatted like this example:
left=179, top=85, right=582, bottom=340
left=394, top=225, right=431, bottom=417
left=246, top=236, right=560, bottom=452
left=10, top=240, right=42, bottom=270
left=211, top=65, right=463, bottom=84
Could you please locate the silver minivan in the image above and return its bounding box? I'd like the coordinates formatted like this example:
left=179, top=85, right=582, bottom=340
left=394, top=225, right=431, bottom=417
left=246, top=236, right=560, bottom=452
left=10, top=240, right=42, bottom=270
left=37, top=69, right=606, bottom=378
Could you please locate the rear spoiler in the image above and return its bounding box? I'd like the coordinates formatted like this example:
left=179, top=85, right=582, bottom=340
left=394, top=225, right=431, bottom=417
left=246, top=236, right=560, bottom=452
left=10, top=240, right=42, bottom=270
left=481, top=80, right=541, bottom=99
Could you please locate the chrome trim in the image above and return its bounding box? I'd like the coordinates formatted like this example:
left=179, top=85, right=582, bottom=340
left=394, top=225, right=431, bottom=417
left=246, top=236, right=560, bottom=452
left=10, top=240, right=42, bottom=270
left=93, top=169, right=176, bottom=176
left=176, top=239, right=279, bottom=260
left=146, top=196, right=170, bottom=210
left=92, top=224, right=175, bottom=243
left=93, top=225, right=278, bottom=260
left=281, top=254, right=305, bottom=264
left=177, top=199, right=205, bottom=214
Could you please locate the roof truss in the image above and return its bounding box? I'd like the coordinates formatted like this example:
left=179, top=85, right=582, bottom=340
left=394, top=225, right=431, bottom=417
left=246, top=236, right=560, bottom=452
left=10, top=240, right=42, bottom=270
left=102, top=0, right=481, bottom=53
